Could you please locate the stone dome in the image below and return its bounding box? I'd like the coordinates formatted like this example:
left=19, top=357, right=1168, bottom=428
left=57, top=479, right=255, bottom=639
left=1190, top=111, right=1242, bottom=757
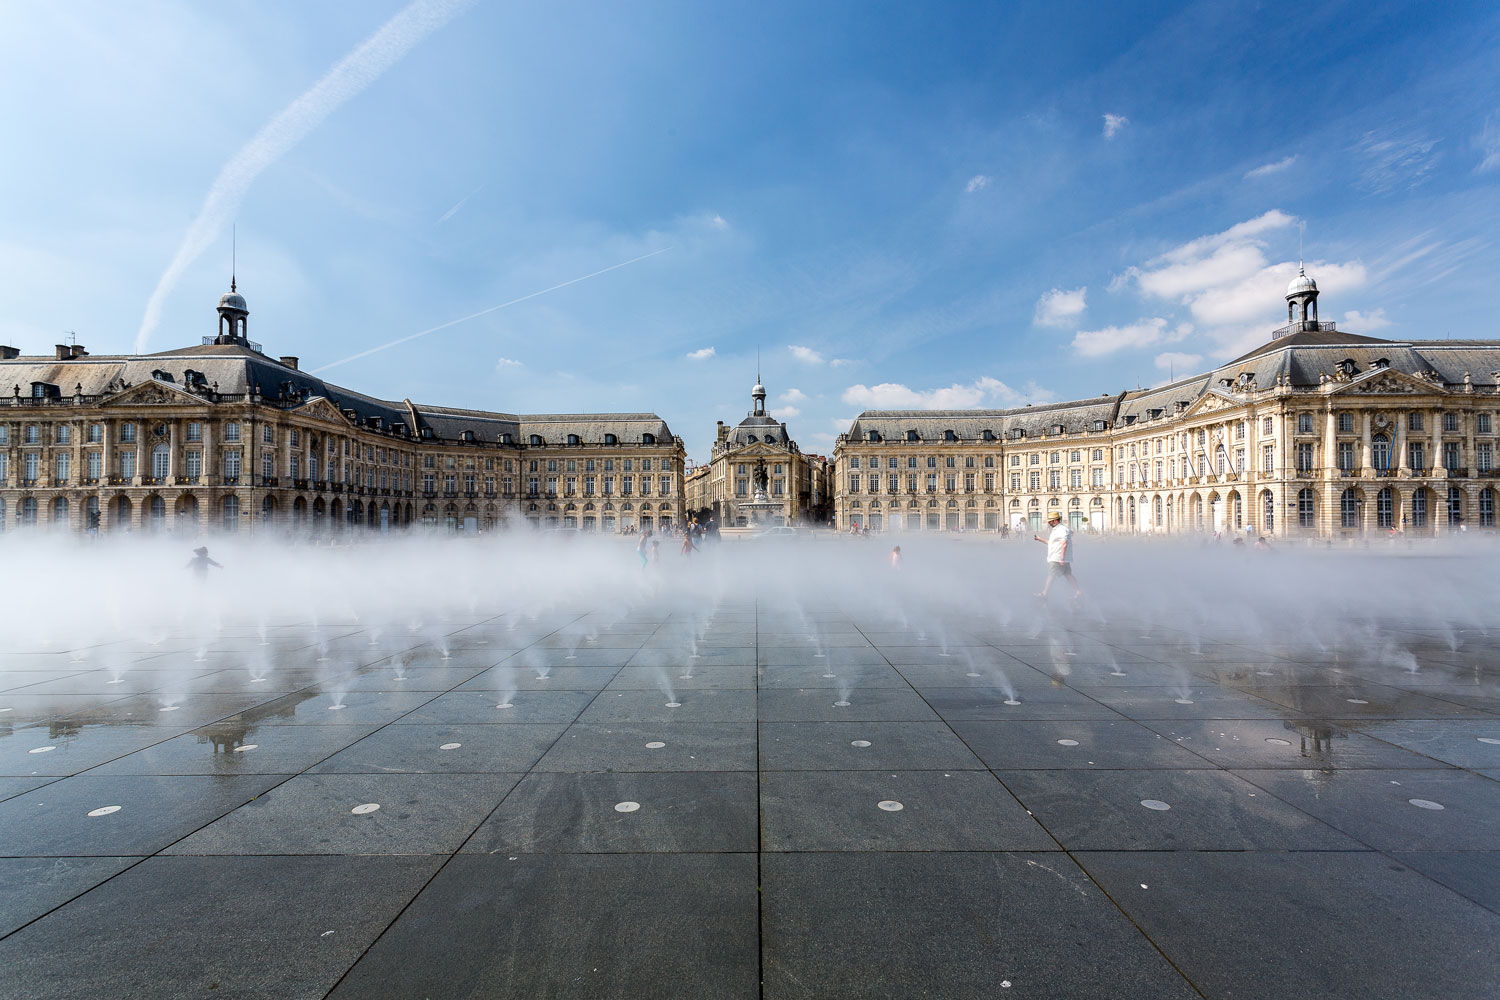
left=1286, top=268, right=1317, bottom=298
left=218, top=291, right=247, bottom=311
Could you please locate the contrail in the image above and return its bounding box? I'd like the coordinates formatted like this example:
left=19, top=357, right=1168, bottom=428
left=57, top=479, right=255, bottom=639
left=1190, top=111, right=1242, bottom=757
left=134, top=0, right=477, bottom=354
left=436, top=183, right=486, bottom=224
left=310, top=246, right=674, bottom=374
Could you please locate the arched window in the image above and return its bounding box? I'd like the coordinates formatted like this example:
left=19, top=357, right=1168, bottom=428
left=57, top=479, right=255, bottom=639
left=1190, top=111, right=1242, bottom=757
left=52, top=496, right=69, bottom=528
left=1372, top=434, right=1391, bottom=471
left=21, top=497, right=38, bottom=525
left=567, top=434, right=580, bottom=445
left=604, top=433, right=617, bottom=445
left=152, top=443, right=170, bottom=480
left=222, top=495, right=240, bottom=531
left=148, top=495, right=165, bottom=530
left=1376, top=487, right=1394, bottom=528
left=1262, top=490, right=1274, bottom=533
left=1340, top=488, right=1358, bottom=528
left=1448, top=487, right=1464, bottom=525
left=1298, top=488, right=1315, bottom=527
left=1411, top=488, right=1428, bottom=528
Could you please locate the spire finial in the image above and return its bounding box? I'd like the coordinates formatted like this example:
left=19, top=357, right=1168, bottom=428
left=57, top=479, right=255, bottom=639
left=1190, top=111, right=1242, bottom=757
left=756, top=345, right=760, bottom=384
left=1297, top=220, right=1306, bottom=274
left=231, top=224, right=237, bottom=292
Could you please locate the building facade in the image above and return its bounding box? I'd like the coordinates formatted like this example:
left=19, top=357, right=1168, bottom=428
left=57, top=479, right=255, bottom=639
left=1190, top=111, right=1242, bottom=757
left=0, top=285, right=685, bottom=535
left=688, top=376, right=830, bottom=527
left=834, top=272, right=1500, bottom=538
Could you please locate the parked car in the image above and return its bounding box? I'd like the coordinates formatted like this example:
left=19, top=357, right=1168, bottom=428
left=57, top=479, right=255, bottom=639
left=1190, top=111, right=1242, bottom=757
left=751, top=525, right=799, bottom=539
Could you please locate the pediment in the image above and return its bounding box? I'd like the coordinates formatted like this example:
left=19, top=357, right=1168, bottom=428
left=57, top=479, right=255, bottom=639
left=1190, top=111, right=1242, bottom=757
left=295, top=396, right=356, bottom=425
left=1331, top=369, right=1444, bottom=395
left=1179, top=390, right=1238, bottom=418
left=101, top=379, right=208, bottom=407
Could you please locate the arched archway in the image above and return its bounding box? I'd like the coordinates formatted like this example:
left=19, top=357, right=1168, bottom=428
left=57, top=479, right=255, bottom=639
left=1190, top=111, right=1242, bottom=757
left=112, top=495, right=132, bottom=532
left=51, top=495, right=70, bottom=530
left=176, top=494, right=198, bottom=532
left=146, top=494, right=165, bottom=532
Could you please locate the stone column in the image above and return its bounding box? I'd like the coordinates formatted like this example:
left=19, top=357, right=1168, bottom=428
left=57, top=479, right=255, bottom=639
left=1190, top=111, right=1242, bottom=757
left=168, top=420, right=178, bottom=481
left=1360, top=410, right=1372, bottom=475
left=101, top=420, right=112, bottom=487
left=202, top=420, right=215, bottom=486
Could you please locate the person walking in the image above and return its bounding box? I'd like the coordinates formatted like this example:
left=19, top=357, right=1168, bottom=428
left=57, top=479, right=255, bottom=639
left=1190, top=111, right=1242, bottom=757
left=1033, top=512, right=1081, bottom=600
left=890, top=545, right=902, bottom=570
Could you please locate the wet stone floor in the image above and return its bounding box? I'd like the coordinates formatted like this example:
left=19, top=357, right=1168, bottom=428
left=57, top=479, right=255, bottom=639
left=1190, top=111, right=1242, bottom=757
left=1, top=610, right=1499, bottom=998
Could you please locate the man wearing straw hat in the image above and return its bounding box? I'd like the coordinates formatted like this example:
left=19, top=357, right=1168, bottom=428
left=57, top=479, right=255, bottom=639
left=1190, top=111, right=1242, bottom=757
left=1033, top=511, right=1081, bottom=601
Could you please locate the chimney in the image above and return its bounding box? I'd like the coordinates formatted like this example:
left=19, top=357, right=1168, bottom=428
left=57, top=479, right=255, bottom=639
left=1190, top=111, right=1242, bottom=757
left=280, top=356, right=299, bottom=370
left=69, top=345, right=88, bottom=358
left=55, top=345, right=70, bottom=360
left=0, top=346, right=18, bottom=360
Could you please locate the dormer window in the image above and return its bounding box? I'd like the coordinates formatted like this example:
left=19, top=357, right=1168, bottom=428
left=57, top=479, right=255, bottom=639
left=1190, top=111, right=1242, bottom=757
left=461, top=431, right=476, bottom=443
left=1092, top=420, right=1108, bottom=431
left=746, top=434, right=758, bottom=444
left=529, top=434, right=542, bottom=446
left=1374, top=357, right=1389, bottom=369
left=567, top=434, right=581, bottom=445
left=1338, top=359, right=1358, bottom=377
left=1050, top=424, right=1064, bottom=435
left=981, top=429, right=995, bottom=441
left=943, top=430, right=958, bottom=442
left=500, top=432, right=513, bottom=444
left=907, top=430, right=920, bottom=442
left=1011, top=429, right=1026, bottom=440
left=604, top=433, right=617, bottom=445
left=642, top=433, right=655, bottom=445
left=867, top=430, right=881, bottom=442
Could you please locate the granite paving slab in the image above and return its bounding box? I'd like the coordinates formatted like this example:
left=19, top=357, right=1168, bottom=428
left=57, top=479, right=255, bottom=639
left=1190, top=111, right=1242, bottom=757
left=1139, top=719, right=1452, bottom=769
left=0, top=856, right=140, bottom=937
left=463, top=770, right=758, bottom=853
left=758, top=721, right=986, bottom=771
left=761, top=852, right=1198, bottom=1000
left=535, top=722, right=758, bottom=772
left=326, top=854, right=759, bottom=1000
left=1075, top=850, right=1500, bottom=1000
left=949, top=719, right=1216, bottom=769
left=1233, top=767, right=1500, bottom=850
left=0, top=774, right=284, bottom=856
left=0, top=856, right=442, bottom=1000
left=761, top=770, right=1057, bottom=851
left=86, top=724, right=375, bottom=775
left=310, top=722, right=568, bottom=773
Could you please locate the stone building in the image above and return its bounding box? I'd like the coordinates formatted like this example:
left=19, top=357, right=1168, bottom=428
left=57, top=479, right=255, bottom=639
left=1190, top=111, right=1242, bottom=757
left=691, top=374, right=829, bottom=527
left=834, top=270, right=1500, bottom=538
left=0, top=283, right=685, bottom=535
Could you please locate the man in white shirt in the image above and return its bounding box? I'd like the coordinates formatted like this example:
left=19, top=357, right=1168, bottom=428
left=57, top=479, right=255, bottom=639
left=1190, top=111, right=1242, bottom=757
left=1033, top=512, right=1081, bottom=600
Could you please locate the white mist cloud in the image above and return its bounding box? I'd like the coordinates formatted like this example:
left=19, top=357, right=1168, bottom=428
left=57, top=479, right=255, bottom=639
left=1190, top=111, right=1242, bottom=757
left=1343, top=308, right=1391, bottom=331
left=778, top=388, right=808, bottom=404
left=1103, top=113, right=1129, bottom=139
left=789, top=345, right=824, bottom=364
left=771, top=406, right=801, bottom=419
left=1154, top=351, right=1202, bottom=373
left=134, top=0, right=476, bottom=353
left=829, top=358, right=855, bottom=368
left=965, top=174, right=991, bottom=193
left=1034, top=286, right=1087, bottom=327
left=1356, top=128, right=1441, bottom=194
left=1244, top=156, right=1297, bottom=179
left=495, top=357, right=523, bottom=370
left=1072, top=318, right=1184, bottom=358
left=1474, top=113, right=1500, bottom=174
left=685, top=347, right=716, bottom=360
left=842, top=377, right=1054, bottom=410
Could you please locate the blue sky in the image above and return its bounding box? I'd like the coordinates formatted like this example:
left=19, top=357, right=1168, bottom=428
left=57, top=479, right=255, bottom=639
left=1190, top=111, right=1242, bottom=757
left=2, top=0, right=1498, bottom=460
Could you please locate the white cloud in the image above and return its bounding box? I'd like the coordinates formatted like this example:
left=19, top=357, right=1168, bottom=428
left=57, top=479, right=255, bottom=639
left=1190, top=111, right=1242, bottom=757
left=1357, top=129, right=1441, bottom=194
left=965, top=174, right=991, bottom=193
left=709, top=213, right=729, bottom=229
left=841, top=377, right=1054, bottom=410
left=788, top=345, right=824, bottom=364
left=1244, top=156, right=1296, bottom=179
left=495, top=357, right=523, bottom=370
left=778, top=388, right=808, bottom=404
left=1102, top=113, right=1129, bottom=139
left=1154, top=351, right=1202, bottom=373
left=1475, top=113, right=1500, bottom=174
left=685, top=346, right=716, bottom=360
left=829, top=358, right=855, bottom=368
left=1112, top=210, right=1371, bottom=338
left=1343, top=308, right=1391, bottom=331
left=1073, top=318, right=1171, bottom=358
left=1033, top=286, right=1087, bottom=327
left=771, top=406, right=801, bottom=419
